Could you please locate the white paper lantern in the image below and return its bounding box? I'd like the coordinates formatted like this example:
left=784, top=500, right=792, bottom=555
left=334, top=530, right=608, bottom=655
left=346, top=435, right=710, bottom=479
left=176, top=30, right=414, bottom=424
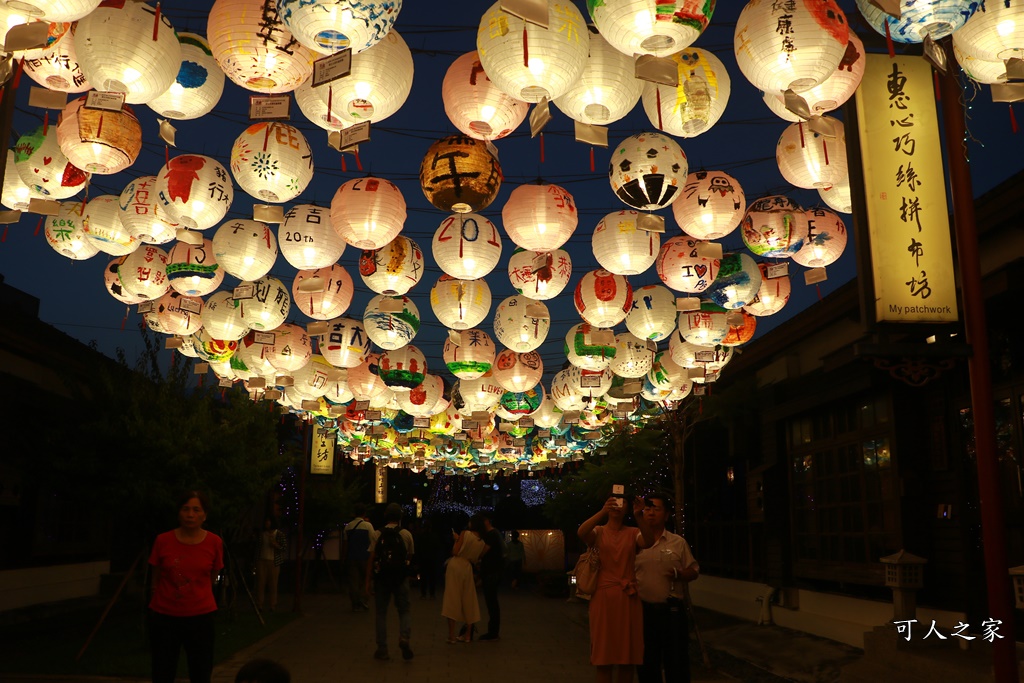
left=955, top=1, right=1024, bottom=62
left=230, top=122, right=313, bottom=203
left=379, top=345, right=427, bottom=391
left=498, top=387, right=545, bottom=419
left=444, top=328, right=496, bottom=379
left=320, top=317, right=370, bottom=368
left=294, top=77, right=349, bottom=130
left=279, top=0, right=402, bottom=55
left=154, top=291, right=203, bottom=336
left=677, top=303, right=730, bottom=345
left=167, top=239, right=225, bottom=296
left=655, top=235, right=718, bottom=293
left=364, top=294, right=420, bottom=350
left=702, top=253, right=762, bottom=310
left=744, top=263, right=792, bottom=317
left=532, top=396, right=563, bottom=428
left=359, top=235, right=424, bottom=295
left=278, top=204, right=345, bottom=269
left=13, top=125, right=89, bottom=200
left=574, top=367, right=614, bottom=399
left=117, top=245, right=170, bottom=301
left=2, top=150, right=41, bottom=211
left=398, top=374, right=444, bottom=418
left=502, top=183, right=578, bottom=252
left=331, top=176, right=406, bottom=249
left=609, top=131, right=688, bottom=210
left=146, top=33, right=225, bottom=120
left=642, top=48, right=730, bottom=138
left=741, top=195, right=808, bottom=258
left=118, top=176, right=177, bottom=245
left=318, top=29, right=413, bottom=125
left=442, top=51, right=529, bottom=140
left=575, top=269, right=632, bottom=327
left=818, top=176, right=852, bottom=214
left=57, top=97, right=142, bottom=175
left=238, top=275, right=290, bottom=331
left=202, top=290, right=248, bottom=341
left=553, top=33, right=642, bottom=125
left=777, top=117, right=848, bottom=190
left=348, top=353, right=389, bottom=400
left=591, top=0, right=714, bottom=57
left=23, top=27, right=91, bottom=92
left=104, top=256, right=145, bottom=304
left=84, top=195, right=138, bottom=256
left=459, top=370, right=505, bottom=411
left=430, top=275, right=491, bottom=330
left=208, top=0, right=314, bottom=93
left=12, top=0, right=100, bottom=22
left=670, top=335, right=729, bottom=367
left=507, top=247, right=572, bottom=301
left=648, top=350, right=689, bottom=391
left=611, top=332, right=654, bottom=379
left=192, top=328, right=239, bottom=363
left=154, top=154, right=233, bottom=231
left=953, top=36, right=1011, bottom=84
left=432, top=213, right=503, bottom=280
left=493, top=349, right=543, bottom=393
left=592, top=210, right=660, bottom=276
left=763, top=33, right=865, bottom=119
left=672, top=172, right=743, bottom=243
left=476, top=1, right=589, bottom=103
left=856, top=0, right=975, bottom=43
left=493, top=296, right=550, bottom=352
left=291, top=355, right=340, bottom=399
left=734, top=0, right=849, bottom=93
left=212, top=219, right=278, bottom=280
left=793, top=208, right=847, bottom=268
left=44, top=200, right=98, bottom=260
left=234, top=335, right=278, bottom=381
left=291, top=264, right=354, bottom=320
left=565, top=323, right=615, bottom=372
left=761, top=91, right=802, bottom=123
left=626, top=284, right=676, bottom=341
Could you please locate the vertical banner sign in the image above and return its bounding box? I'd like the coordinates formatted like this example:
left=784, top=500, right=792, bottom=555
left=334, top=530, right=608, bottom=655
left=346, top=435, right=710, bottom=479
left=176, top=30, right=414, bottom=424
left=310, top=427, right=335, bottom=475
left=855, top=54, right=959, bottom=323
left=375, top=462, right=387, bottom=504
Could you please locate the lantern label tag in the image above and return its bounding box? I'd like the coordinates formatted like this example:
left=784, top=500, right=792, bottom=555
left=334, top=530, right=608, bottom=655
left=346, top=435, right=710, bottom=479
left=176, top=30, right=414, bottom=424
left=676, top=297, right=701, bottom=312
left=4, top=21, right=50, bottom=51
left=164, top=336, right=184, bottom=350
left=637, top=214, right=665, bottom=233
left=248, top=377, right=267, bottom=389
left=462, top=420, right=479, bottom=430
left=253, top=331, right=276, bottom=345
left=695, top=350, right=716, bottom=362
left=413, top=417, right=430, bottom=428
left=538, top=428, right=550, bottom=437
left=325, top=367, right=347, bottom=382
left=514, top=438, right=526, bottom=447
left=253, top=205, right=285, bottom=223
left=562, top=411, right=580, bottom=423
left=136, top=301, right=155, bottom=314
left=991, top=82, right=1024, bottom=103
left=500, top=0, right=549, bottom=27
left=337, top=121, right=370, bottom=150
left=447, top=329, right=462, bottom=346
left=307, top=321, right=329, bottom=336
left=635, top=55, right=679, bottom=87
left=767, top=263, right=789, bottom=279
left=218, top=378, right=233, bottom=388
left=300, top=400, right=320, bottom=411
left=555, top=438, right=567, bottom=447
left=454, top=432, right=468, bottom=441
left=867, top=0, right=901, bottom=17
left=726, top=311, right=745, bottom=326
left=248, top=95, right=291, bottom=121
left=194, top=362, right=210, bottom=375
left=498, top=421, right=511, bottom=432
left=525, top=303, right=550, bottom=319
left=354, top=400, right=370, bottom=411
left=233, top=284, right=254, bottom=300
left=177, top=298, right=201, bottom=315
left=805, top=267, right=828, bottom=285
left=694, top=385, right=707, bottom=396
left=574, top=121, right=608, bottom=148
left=27, top=198, right=60, bottom=216
left=695, top=242, right=723, bottom=259
left=379, top=297, right=405, bottom=313
left=175, top=229, right=203, bottom=246
left=28, top=87, right=67, bottom=110
left=519, top=418, right=534, bottom=428
left=276, top=375, right=294, bottom=387
left=312, top=48, right=353, bottom=88
left=84, top=91, right=126, bottom=112
left=1006, top=58, right=1024, bottom=82
left=365, top=409, right=382, bottom=420
left=329, top=405, right=346, bottom=416
left=0, top=210, right=21, bottom=224
left=264, top=389, right=282, bottom=400
left=158, top=119, right=177, bottom=147
left=529, top=98, right=551, bottom=138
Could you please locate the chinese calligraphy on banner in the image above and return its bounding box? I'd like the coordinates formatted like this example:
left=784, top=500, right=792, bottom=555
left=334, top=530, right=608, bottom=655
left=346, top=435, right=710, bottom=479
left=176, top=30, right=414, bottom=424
left=310, top=427, right=336, bottom=476
left=855, top=54, right=959, bottom=323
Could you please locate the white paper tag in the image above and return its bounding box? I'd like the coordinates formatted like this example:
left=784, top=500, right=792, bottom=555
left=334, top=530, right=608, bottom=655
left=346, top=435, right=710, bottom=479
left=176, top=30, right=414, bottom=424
left=312, top=48, right=352, bottom=88
left=767, top=263, right=789, bottom=279
left=178, top=297, right=202, bottom=314
left=85, top=91, right=126, bottom=111
left=253, top=331, right=276, bottom=345
left=233, top=284, right=255, bottom=300
left=249, top=95, right=291, bottom=121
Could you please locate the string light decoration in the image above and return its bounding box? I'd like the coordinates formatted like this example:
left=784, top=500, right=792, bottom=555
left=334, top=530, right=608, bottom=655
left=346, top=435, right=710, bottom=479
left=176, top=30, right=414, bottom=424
left=792, top=208, right=847, bottom=268
left=118, top=175, right=177, bottom=245
left=818, top=176, right=852, bottom=214
left=432, top=213, right=503, bottom=280
left=626, top=284, right=676, bottom=341
left=154, top=154, right=233, bottom=230
left=655, top=235, right=719, bottom=293
left=856, top=0, right=977, bottom=43
left=430, top=275, right=492, bottom=330
left=359, top=235, right=424, bottom=295
left=494, top=349, right=544, bottom=392
left=508, top=247, right=572, bottom=301
left=116, top=244, right=170, bottom=301
left=167, top=238, right=225, bottom=297
left=57, top=97, right=142, bottom=174
left=443, top=328, right=496, bottom=379
left=609, top=131, right=688, bottom=210
left=202, top=291, right=249, bottom=341
left=212, top=219, right=279, bottom=280
left=13, top=125, right=89, bottom=200
left=238, top=275, right=291, bottom=331
left=642, top=48, right=730, bottom=138
left=364, top=294, right=420, bottom=350
left=230, top=122, right=314, bottom=203
left=331, top=176, right=407, bottom=249
left=610, top=332, right=654, bottom=378
left=155, top=290, right=204, bottom=337
left=279, top=0, right=402, bottom=55
left=493, top=295, right=550, bottom=352
left=320, top=317, right=371, bottom=368
left=291, top=264, right=355, bottom=320
left=83, top=195, right=138, bottom=256
left=23, top=26, right=92, bottom=93
left=564, top=323, right=616, bottom=372
left=702, top=252, right=762, bottom=310
left=147, top=33, right=226, bottom=121
left=44, top=201, right=99, bottom=261
left=553, top=32, right=642, bottom=125
left=280, top=204, right=345, bottom=270
left=502, top=183, right=578, bottom=252
left=741, top=195, right=808, bottom=258
left=316, top=29, right=414, bottom=125
left=442, top=50, right=529, bottom=140
left=776, top=117, right=848, bottom=190
left=591, top=210, right=660, bottom=276
left=743, top=264, right=792, bottom=317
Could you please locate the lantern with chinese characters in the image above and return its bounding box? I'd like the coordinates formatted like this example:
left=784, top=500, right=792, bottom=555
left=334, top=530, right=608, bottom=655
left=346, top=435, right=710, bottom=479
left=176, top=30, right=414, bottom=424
left=432, top=213, right=502, bottom=279
left=147, top=33, right=225, bottom=120
left=2, top=150, right=40, bottom=211
left=192, top=328, right=239, bottom=363
left=364, top=294, right=420, bottom=350
left=793, top=208, right=847, bottom=268
left=359, top=235, right=424, bottom=295
left=73, top=0, right=181, bottom=104
left=576, top=269, right=633, bottom=328
left=670, top=335, right=729, bottom=367
left=459, top=370, right=505, bottom=411
left=734, top=0, right=849, bottom=93
left=591, top=0, right=714, bottom=57
left=154, top=290, right=204, bottom=336
left=443, top=328, right=496, bottom=379
left=565, top=323, right=616, bottom=372
left=13, top=126, right=89, bottom=200
left=291, top=355, right=337, bottom=398
left=430, top=275, right=491, bottom=330
left=320, top=317, right=371, bottom=368
left=502, top=183, right=578, bottom=252
left=420, top=135, right=502, bottom=213
left=398, top=374, right=444, bottom=418
left=442, top=51, right=528, bottom=140
left=208, top=0, right=314, bottom=93
left=279, top=0, right=402, bottom=54
left=331, top=176, right=407, bottom=249
left=499, top=387, right=544, bottom=418
left=592, top=210, right=660, bottom=276
left=104, top=257, right=145, bottom=304
left=777, top=117, right=848, bottom=190
left=57, top=97, right=142, bottom=174
left=261, top=323, right=313, bottom=373
left=741, top=195, right=808, bottom=258
left=117, top=245, right=170, bottom=301
left=212, top=219, right=278, bottom=280
left=118, top=176, right=177, bottom=245
left=744, top=264, right=792, bottom=316
left=230, top=122, right=313, bottom=203
left=642, top=48, right=730, bottom=138
left=84, top=195, right=138, bottom=256
left=493, top=296, right=549, bottom=353
left=611, top=332, right=654, bottom=378
left=379, top=345, right=427, bottom=391
left=764, top=34, right=865, bottom=119
left=280, top=204, right=345, bottom=270
left=238, top=275, right=291, bottom=331
left=553, top=33, right=642, bottom=125
left=609, top=131, right=688, bottom=210
left=722, top=310, right=757, bottom=347
left=154, top=155, right=233, bottom=231
left=493, top=349, right=543, bottom=392
left=818, top=176, right=852, bottom=214
left=476, top=0, right=589, bottom=103
left=508, top=248, right=572, bottom=301
left=23, top=29, right=91, bottom=93
left=167, top=239, right=225, bottom=296
left=44, top=201, right=99, bottom=261
left=291, top=264, right=354, bottom=320
left=677, top=303, right=730, bottom=345
left=673, top=170, right=745, bottom=241
left=317, top=29, right=414, bottom=124
left=703, top=253, right=762, bottom=310
left=856, top=0, right=976, bottom=43
left=626, top=284, right=676, bottom=341
left=294, top=78, right=348, bottom=130
left=202, top=291, right=248, bottom=341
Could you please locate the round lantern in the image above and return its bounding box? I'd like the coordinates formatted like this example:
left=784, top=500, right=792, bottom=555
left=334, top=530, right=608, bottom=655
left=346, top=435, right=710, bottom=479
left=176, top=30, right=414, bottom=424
left=279, top=204, right=345, bottom=270
left=476, top=0, right=589, bottom=103
left=501, top=183, right=578, bottom=252
left=117, top=245, right=170, bottom=301
left=379, top=345, right=427, bottom=391
left=318, top=29, right=414, bottom=125
left=626, top=284, right=676, bottom=341
left=777, top=117, right=848, bottom=190
left=238, top=275, right=291, bottom=331
left=443, top=328, right=496, bottom=379
left=670, top=336, right=731, bottom=368
left=118, top=176, right=177, bottom=245
left=499, top=387, right=544, bottom=418
left=44, top=201, right=98, bottom=260
left=856, top=0, right=976, bottom=43
left=954, top=1, right=1024, bottom=62
left=202, top=291, right=248, bottom=341
left=167, top=239, right=225, bottom=296
left=57, top=97, right=141, bottom=174
left=291, top=355, right=337, bottom=398
left=656, top=236, right=719, bottom=293
left=672, top=170, right=745, bottom=241
left=763, top=34, right=865, bottom=120
left=642, top=48, right=730, bottom=138
left=359, top=235, right=424, bottom=295
left=703, top=253, right=762, bottom=310
left=84, top=195, right=137, bottom=256
left=155, top=291, right=204, bottom=336
left=212, top=219, right=278, bottom=280
left=320, top=317, right=371, bottom=368
left=493, top=296, right=550, bottom=353
left=23, top=28, right=91, bottom=93
left=73, top=1, right=181, bottom=103
left=280, top=0, right=402, bottom=54
left=12, top=1, right=100, bottom=23
left=648, top=350, right=689, bottom=391
left=609, top=131, right=688, bottom=210
left=294, top=77, right=348, bottom=130
left=722, top=310, right=757, bottom=347
left=592, top=210, right=660, bottom=276
left=350, top=354, right=390, bottom=401
left=398, top=374, right=444, bottom=418
left=192, top=328, right=238, bottom=363
left=442, top=50, right=529, bottom=140
left=553, top=33, right=642, bottom=125
left=591, top=0, right=714, bottom=57
left=291, top=264, right=354, bottom=320
left=573, top=368, right=614, bottom=399
left=330, top=176, right=406, bottom=249
left=744, top=264, right=792, bottom=317
left=146, top=33, right=225, bottom=120
left=565, top=323, right=616, bottom=372
left=208, top=0, right=314, bottom=93
left=420, top=136, right=502, bottom=213
left=734, top=0, right=849, bottom=93
left=493, top=349, right=543, bottom=392
left=364, top=294, right=420, bottom=350
left=230, top=122, right=313, bottom=203
left=575, top=270, right=632, bottom=328
left=677, top=303, right=730, bottom=346
left=532, top=396, right=563, bottom=428
left=104, top=257, right=145, bottom=304
left=793, top=208, right=847, bottom=268
left=13, top=125, right=88, bottom=200
left=432, top=213, right=503, bottom=279
left=741, top=196, right=808, bottom=258
left=153, top=155, right=233, bottom=231
left=460, top=370, right=506, bottom=412
left=761, top=91, right=802, bottom=123
left=818, top=176, right=852, bottom=214
left=508, top=247, right=572, bottom=301
left=611, top=332, right=654, bottom=379
left=2, top=150, right=40, bottom=211
left=430, top=275, right=491, bottom=330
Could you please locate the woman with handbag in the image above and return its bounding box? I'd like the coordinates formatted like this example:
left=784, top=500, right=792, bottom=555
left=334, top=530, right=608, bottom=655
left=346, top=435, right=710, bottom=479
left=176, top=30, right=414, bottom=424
left=578, top=493, right=655, bottom=683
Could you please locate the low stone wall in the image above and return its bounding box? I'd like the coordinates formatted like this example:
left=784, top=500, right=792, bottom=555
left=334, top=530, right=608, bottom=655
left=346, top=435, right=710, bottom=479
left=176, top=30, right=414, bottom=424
left=0, top=561, right=110, bottom=612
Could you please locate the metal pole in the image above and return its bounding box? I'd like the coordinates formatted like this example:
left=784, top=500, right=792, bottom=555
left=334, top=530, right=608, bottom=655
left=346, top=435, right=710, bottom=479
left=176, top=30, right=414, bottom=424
left=293, top=418, right=310, bottom=613
left=937, top=39, right=1019, bottom=683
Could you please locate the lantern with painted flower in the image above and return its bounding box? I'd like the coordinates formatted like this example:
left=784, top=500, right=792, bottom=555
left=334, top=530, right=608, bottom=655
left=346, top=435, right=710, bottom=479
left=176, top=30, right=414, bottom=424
left=44, top=201, right=99, bottom=261
left=147, top=33, right=225, bottom=120
left=743, top=264, right=792, bottom=317
left=202, top=291, right=248, bottom=341
left=793, top=208, right=847, bottom=268
left=316, top=29, right=414, bottom=125
left=493, top=349, right=543, bottom=393
left=280, top=204, right=345, bottom=270
left=508, top=247, right=572, bottom=301
left=591, top=0, right=714, bottom=57
left=493, top=296, right=549, bottom=353
left=13, top=126, right=89, bottom=200
left=575, top=269, right=632, bottom=328
left=564, top=323, right=615, bottom=372
left=642, top=48, right=730, bottom=138
left=741, top=195, right=808, bottom=258
left=430, top=275, right=491, bottom=330
left=154, top=290, right=204, bottom=336
left=117, top=245, right=170, bottom=301
left=379, top=345, right=427, bottom=391
left=856, top=0, right=976, bottom=43
left=84, top=195, right=138, bottom=256
left=320, top=317, right=371, bottom=368
left=502, top=183, right=578, bottom=252
left=238, top=275, right=290, bottom=331
left=442, top=50, right=529, bottom=140
left=818, top=176, right=852, bottom=214
left=592, top=210, right=660, bottom=276
left=212, top=219, right=278, bottom=280
left=611, top=332, right=654, bottom=379
left=609, top=132, right=687, bottom=210
left=360, top=235, right=424, bottom=295
left=331, top=176, right=407, bottom=249
left=23, top=28, right=91, bottom=92
left=57, top=97, right=141, bottom=174
left=364, top=294, right=420, bottom=350
left=154, top=155, right=233, bottom=231
left=167, top=239, right=224, bottom=296
left=777, top=117, right=848, bottom=190
left=677, top=303, right=730, bottom=346
left=398, top=374, right=445, bottom=418
left=443, top=328, right=496, bottom=379
left=230, top=122, right=313, bottom=203
left=279, top=0, right=402, bottom=54
left=291, top=264, right=354, bottom=320
left=420, top=136, right=502, bottom=214
left=673, top=171, right=745, bottom=240
left=626, top=284, right=676, bottom=341
left=703, top=253, right=762, bottom=310
left=118, top=176, right=177, bottom=245
left=553, top=33, right=642, bottom=125
left=432, top=213, right=503, bottom=280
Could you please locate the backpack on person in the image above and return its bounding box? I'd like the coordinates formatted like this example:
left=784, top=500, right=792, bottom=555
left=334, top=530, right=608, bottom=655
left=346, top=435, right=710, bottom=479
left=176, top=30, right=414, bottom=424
left=372, top=526, right=409, bottom=583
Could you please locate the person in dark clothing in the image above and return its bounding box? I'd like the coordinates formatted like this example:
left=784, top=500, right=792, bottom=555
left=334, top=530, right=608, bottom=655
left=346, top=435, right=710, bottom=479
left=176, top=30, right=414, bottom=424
left=341, top=503, right=374, bottom=611
left=413, top=519, right=439, bottom=599
left=478, top=511, right=504, bottom=641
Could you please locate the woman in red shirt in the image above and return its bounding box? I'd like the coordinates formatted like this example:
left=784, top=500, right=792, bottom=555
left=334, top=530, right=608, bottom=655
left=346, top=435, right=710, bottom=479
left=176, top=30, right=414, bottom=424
left=149, top=490, right=224, bottom=683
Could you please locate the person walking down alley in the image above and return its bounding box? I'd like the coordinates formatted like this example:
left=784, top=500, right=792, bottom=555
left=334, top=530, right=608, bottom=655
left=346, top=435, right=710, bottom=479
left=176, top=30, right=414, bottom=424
left=506, top=530, right=525, bottom=589
left=342, top=503, right=374, bottom=612
left=366, top=503, right=415, bottom=661
left=254, top=517, right=286, bottom=613
left=478, top=511, right=504, bottom=641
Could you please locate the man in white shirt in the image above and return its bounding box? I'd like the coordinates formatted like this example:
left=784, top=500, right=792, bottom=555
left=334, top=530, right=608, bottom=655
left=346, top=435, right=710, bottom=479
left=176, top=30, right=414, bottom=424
left=634, top=495, right=699, bottom=683
left=365, top=503, right=416, bottom=662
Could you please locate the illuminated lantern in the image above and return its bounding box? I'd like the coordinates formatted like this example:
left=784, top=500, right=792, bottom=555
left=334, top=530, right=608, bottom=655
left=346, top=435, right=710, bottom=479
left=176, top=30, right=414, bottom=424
left=208, top=0, right=314, bottom=93
left=677, top=303, right=730, bottom=345
left=703, top=253, right=762, bottom=310
left=733, top=0, right=849, bottom=93
left=776, top=117, right=848, bottom=190
left=291, top=355, right=337, bottom=399
left=238, top=275, right=290, bottom=331
left=626, top=284, right=676, bottom=341
left=502, top=183, right=578, bottom=252
left=793, top=208, right=847, bottom=268
left=592, top=210, right=660, bottom=276
left=57, top=97, right=142, bottom=174
left=84, top=195, right=138, bottom=256
left=13, top=0, right=100, bottom=22
left=118, top=176, right=177, bottom=245
left=44, top=201, right=99, bottom=260
left=359, top=235, right=424, bottom=295
left=154, top=154, right=233, bottom=231
left=260, top=322, right=312, bottom=373
left=590, top=0, right=714, bottom=56
left=818, top=176, right=852, bottom=214
left=553, top=33, right=642, bottom=125
left=279, top=0, right=402, bottom=54
left=761, top=92, right=802, bottom=123
left=192, top=328, right=239, bottom=362
left=155, top=291, right=205, bottom=337
left=499, top=387, right=544, bottom=418
left=202, top=291, right=248, bottom=341
left=230, top=122, right=313, bottom=203
left=722, top=310, right=757, bottom=347
left=954, top=36, right=1013, bottom=84
left=670, top=335, right=726, bottom=367
left=167, top=239, right=225, bottom=296
left=673, top=170, right=745, bottom=241
left=279, top=204, right=345, bottom=270
left=856, top=0, right=976, bottom=43
left=73, top=0, right=181, bottom=104
left=763, top=33, right=865, bottom=119
left=610, top=332, right=654, bottom=379
left=320, top=317, right=371, bottom=368
left=565, top=323, right=616, bottom=372
left=147, top=33, right=225, bottom=120
left=432, top=213, right=502, bottom=280
left=442, top=51, right=528, bottom=140
left=2, top=150, right=41, bottom=211
left=476, top=0, right=589, bottom=103
left=294, top=78, right=348, bottom=130
left=493, top=296, right=549, bottom=353
left=291, top=264, right=354, bottom=320
left=398, top=374, right=444, bottom=418
left=212, top=219, right=278, bottom=280
left=117, top=245, right=170, bottom=301
left=364, top=294, right=420, bottom=350
left=648, top=350, right=688, bottom=391
left=575, top=270, right=632, bottom=328
left=744, top=264, right=792, bottom=317
left=443, top=328, right=496, bottom=379
left=13, top=126, right=88, bottom=200
left=318, top=29, right=414, bottom=125
left=459, top=370, right=505, bottom=411
left=954, top=1, right=1023, bottom=62
left=23, top=28, right=91, bottom=93
left=609, top=131, right=687, bottom=210
left=330, top=176, right=406, bottom=249
left=493, top=349, right=543, bottom=392
left=740, top=195, right=808, bottom=258
left=532, top=396, right=563, bottom=428
left=420, top=136, right=502, bottom=213
left=508, top=248, right=572, bottom=301
left=642, top=48, right=730, bottom=138
left=379, top=345, right=427, bottom=391
left=430, top=275, right=491, bottom=330
left=104, top=256, right=145, bottom=304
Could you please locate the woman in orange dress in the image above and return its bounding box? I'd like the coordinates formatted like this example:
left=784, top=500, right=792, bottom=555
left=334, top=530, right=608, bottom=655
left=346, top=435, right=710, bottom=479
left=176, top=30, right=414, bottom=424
left=578, top=493, right=655, bottom=683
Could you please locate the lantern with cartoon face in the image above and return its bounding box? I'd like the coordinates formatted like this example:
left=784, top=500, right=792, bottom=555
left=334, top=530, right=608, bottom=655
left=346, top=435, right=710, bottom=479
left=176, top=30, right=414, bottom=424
left=493, top=349, right=543, bottom=393
left=673, top=171, right=745, bottom=241
left=398, top=374, right=445, bottom=418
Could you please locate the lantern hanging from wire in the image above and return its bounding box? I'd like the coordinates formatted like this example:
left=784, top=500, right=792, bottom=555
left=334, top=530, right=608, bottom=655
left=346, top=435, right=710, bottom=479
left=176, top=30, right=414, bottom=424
left=430, top=275, right=491, bottom=330
left=292, top=264, right=355, bottom=320
left=23, top=26, right=91, bottom=93
left=502, top=182, right=578, bottom=252
left=290, top=354, right=338, bottom=399
left=118, top=175, right=177, bottom=245
left=44, top=200, right=99, bottom=261
left=626, top=284, right=676, bottom=341
left=954, top=1, right=1023, bottom=62
left=776, top=117, right=848, bottom=190
left=294, top=77, right=349, bottom=130
left=702, top=252, right=762, bottom=310
left=279, top=0, right=402, bottom=55
left=212, top=219, right=278, bottom=280
left=147, top=33, right=226, bottom=120
left=419, top=135, right=503, bottom=214
left=317, top=29, right=414, bottom=125
left=230, top=122, right=314, bottom=203
left=573, top=367, right=614, bottom=399
left=672, top=170, right=744, bottom=241
left=13, top=0, right=100, bottom=21
left=104, top=257, right=145, bottom=305
left=57, top=97, right=142, bottom=174
left=591, top=0, right=714, bottom=57
left=279, top=204, right=345, bottom=270
left=13, top=125, right=89, bottom=200
left=432, top=213, right=503, bottom=280
left=238, top=275, right=291, bottom=331
left=154, top=154, right=233, bottom=231
left=359, top=235, right=424, bottom=296
left=792, top=208, right=847, bottom=268
left=493, top=295, right=549, bottom=353
left=575, top=269, right=633, bottom=327
left=609, top=332, right=653, bottom=379
left=722, top=310, right=757, bottom=347
left=398, top=374, right=445, bottom=418
left=364, top=294, right=420, bottom=350
left=261, top=322, right=312, bottom=373
left=763, top=33, right=865, bottom=120
left=331, top=176, right=407, bottom=249
left=818, top=176, right=852, bottom=214
left=677, top=303, right=730, bottom=346
left=117, top=245, right=170, bottom=301
left=444, top=328, right=496, bottom=380
left=508, top=247, right=572, bottom=301
left=499, top=387, right=545, bottom=418
left=553, top=32, right=643, bottom=125
left=642, top=48, right=730, bottom=138
left=348, top=353, right=390, bottom=401
left=592, top=210, right=660, bottom=276
left=459, top=370, right=505, bottom=412
left=379, top=345, right=427, bottom=391
left=741, top=195, right=808, bottom=258
left=655, top=235, right=719, bottom=293
left=743, top=264, right=792, bottom=317
left=2, top=150, right=41, bottom=211
left=648, top=349, right=690, bottom=392
left=609, top=131, right=688, bottom=210
left=532, top=396, right=563, bottom=428
left=155, top=290, right=204, bottom=337
left=167, top=238, right=225, bottom=297
left=320, top=317, right=371, bottom=368
left=192, top=327, right=239, bottom=363
left=565, top=323, right=616, bottom=372
left=855, top=0, right=976, bottom=43
left=202, top=291, right=249, bottom=341
left=84, top=195, right=138, bottom=256
left=442, top=51, right=529, bottom=140
left=493, top=349, right=543, bottom=393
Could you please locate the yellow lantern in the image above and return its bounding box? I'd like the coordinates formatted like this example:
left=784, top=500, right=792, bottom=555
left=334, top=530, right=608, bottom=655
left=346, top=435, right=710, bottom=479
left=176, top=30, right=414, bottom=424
left=420, top=136, right=502, bottom=214
left=442, top=51, right=528, bottom=140
left=330, top=176, right=407, bottom=249
left=230, top=122, right=314, bottom=203
left=642, top=48, right=730, bottom=138
left=591, top=210, right=660, bottom=276
left=57, top=97, right=142, bottom=174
